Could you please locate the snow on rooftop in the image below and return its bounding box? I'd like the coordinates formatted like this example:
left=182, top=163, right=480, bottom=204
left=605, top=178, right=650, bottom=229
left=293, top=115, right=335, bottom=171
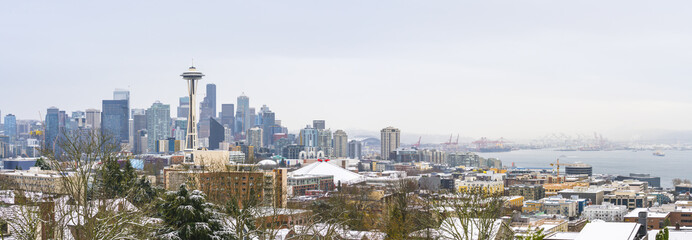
left=291, top=161, right=364, bottom=185
left=624, top=208, right=670, bottom=218
left=576, top=222, right=642, bottom=240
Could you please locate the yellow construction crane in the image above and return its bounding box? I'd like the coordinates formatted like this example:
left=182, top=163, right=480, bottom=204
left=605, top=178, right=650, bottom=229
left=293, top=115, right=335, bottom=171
left=550, top=158, right=580, bottom=183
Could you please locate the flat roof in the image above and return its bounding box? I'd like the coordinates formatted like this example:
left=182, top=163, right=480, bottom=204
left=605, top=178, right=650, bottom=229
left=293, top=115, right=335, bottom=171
left=624, top=208, right=670, bottom=218
left=576, top=222, right=641, bottom=240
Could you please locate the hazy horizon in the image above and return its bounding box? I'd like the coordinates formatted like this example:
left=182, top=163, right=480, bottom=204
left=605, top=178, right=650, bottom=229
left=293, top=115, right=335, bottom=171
left=3, top=1, right=692, bottom=140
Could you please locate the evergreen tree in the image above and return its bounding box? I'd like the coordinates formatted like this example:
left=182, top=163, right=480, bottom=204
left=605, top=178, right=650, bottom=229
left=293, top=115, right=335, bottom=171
left=157, top=184, right=228, bottom=240
left=99, top=159, right=125, bottom=198
left=518, top=228, right=546, bottom=240
left=656, top=227, right=669, bottom=240
left=98, top=158, right=138, bottom=198
left=129, top=176, right=158, bottom=208
left=122, top=159, right=137, bottom=185
left=33, top=157, right=50, bottom=170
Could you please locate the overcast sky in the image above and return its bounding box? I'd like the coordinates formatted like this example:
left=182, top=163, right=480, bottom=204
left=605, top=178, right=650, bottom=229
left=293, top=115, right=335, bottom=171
left=2, top=1, right=692, bottom=141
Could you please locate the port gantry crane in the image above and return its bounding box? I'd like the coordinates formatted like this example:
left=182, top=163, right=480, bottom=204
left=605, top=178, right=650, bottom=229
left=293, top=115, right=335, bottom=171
left=550, top=158, right=581, bottom=184
left=413, top=137, right=422, bottom=149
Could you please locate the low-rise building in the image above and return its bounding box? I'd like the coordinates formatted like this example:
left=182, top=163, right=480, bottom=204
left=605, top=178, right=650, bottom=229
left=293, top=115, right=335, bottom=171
left=512, top=218, right=568, bottom=238
left=164, top=164, right=288, bottom=208
left=0, top=167, right=71, bottom=194
left=523, top=200, right=543, bottom=213
left=581, top=203, right=628, bottom=222
left=543, top=182, right=589, bottom=197
left=624, top=208, right=671, bottom=230
left=543, top=197, right=579, bottom=218
left=603, top=190, right=654, bottom=210
left=507, top=185, right=545, bottom=200
left=558, top=187, right=606, bottom=205
left=456, top=180, right=504, bottom=194
left=288, top=174, right=334, bottom=196
left=504, top=196, right=524, bottom=209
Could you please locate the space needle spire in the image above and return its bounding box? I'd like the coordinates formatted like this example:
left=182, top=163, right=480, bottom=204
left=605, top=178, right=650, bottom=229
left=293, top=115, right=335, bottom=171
left=181, top=64, right=204, bottom=150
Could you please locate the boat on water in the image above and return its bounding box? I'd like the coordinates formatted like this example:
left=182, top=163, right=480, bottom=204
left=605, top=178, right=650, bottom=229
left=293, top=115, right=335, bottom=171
left=653, top=151, right=665, bottom=157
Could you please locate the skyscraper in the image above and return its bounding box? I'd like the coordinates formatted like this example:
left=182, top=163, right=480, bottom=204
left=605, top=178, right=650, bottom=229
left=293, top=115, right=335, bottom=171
left=261, top=108, right=275, bottom=147
left=299, top=126, right=318, bottom=147
left=133, top=112, right=147, bottom=154
left=249, top=107, right=257, bottom=129
left=200, top=84, right=216, bottom=119
left=198, top=118, right=210, bottom=139
left=177, top=96, right=190, bottom=118
left=333, top=130, right=348, bottom=158
left=102, top=99, right=129, bottom=143
left=209, top=118, right=224, bottom=150
left=317, top=129, right=333, bottom=157
left=313, top=120, right=326, bottom=130
left=181, top=66, right=204, bottom=150
left=3, top=114, right=17, bottom=139
left=45, top=107, right=60, bottom=150
left=145, top=101, right=171, bottom=152
left=113, top=89, right=130, bottom=118
left=174, top=118, right=187, bottom=141
left=247, top=127, right=263, bottom=148
left=136, top=129, right=148, bottom=154
left=220, top=104, right=235, bottom=133
left=236, top=94, right=250, bottom=134
left=198, top=84, right=216, bottom=139
left=348, top=140, right=362, bottom=159
left=380, top=127, right=400, bottom=160
left=85, top=109, right=101, bottom=129
left=67, top=111, right=86, bottom=130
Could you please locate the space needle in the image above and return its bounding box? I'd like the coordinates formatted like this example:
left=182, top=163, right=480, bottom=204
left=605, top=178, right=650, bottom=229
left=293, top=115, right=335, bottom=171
left=181, top=64, right=204, bottom=150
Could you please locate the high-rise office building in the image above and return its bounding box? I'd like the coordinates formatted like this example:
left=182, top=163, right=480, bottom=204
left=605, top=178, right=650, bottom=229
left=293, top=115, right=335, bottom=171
left=177, top=96, right=190, bottom=118
left=174, top=118, right=187, bottom=141
left=380, top=127, right=400, bottom=160
left=132, top=113, right=147, bottom=154
left=249, top=107, right=257, bottom=128
left=198, top=118, right=210, bottom=139
left=113, top=89, right=130, bottom=118
left=135, top=129, right=148, bottom=154
left=58, top=110, right=67, bottom=131
left=209, top=118, right=224, bottom=150
left=45, top=107, right=60, bottom=150
left=261, top=110, right=275, bottom=147
left=247, top=127, right=263, bottom=148
left=317, top=129, right=333, bottom=157
left=4, top=114, right=17, bottom=139
left=85, top=109, right=101, bottom=129
left=200, top=84, right=216, bottom=119
left=224, top=125, right=233, bottom=143
left=313, top=120, right=326, bottom=130
left=199, top=84, right=216, bottom=140
left=348, top=140, right=362, bottom=159
left=220, top=104, right=234, bottom=133
left=236, top=94, right=250, bottom=134
left=102, top=100, right=129, bottom=143
left=198, top=84, right=216, bottom=139
left=145, top=101, right=171, bottom=152
left=67, top=111, right=86, bottom=130
left=333, top=130, right=348, bottom=158
left=299, top=126, right=318, bottom=147
left=129, top=108, right=145, bottom=147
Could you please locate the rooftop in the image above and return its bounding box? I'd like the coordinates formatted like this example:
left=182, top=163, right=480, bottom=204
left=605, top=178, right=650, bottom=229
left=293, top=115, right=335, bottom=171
left=576, top=222, right=643, bottom=240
